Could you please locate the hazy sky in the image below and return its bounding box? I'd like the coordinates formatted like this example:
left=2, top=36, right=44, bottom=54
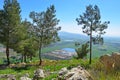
left=0, top=0, right=120, bottom=37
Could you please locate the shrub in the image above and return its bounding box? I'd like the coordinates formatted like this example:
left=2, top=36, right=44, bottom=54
left=75, top=42, right=89, bottom=59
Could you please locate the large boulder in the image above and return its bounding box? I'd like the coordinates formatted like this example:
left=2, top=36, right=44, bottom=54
left=33, top=69, right=45, bottom=80
left=58, top=66, right=93, bottom=80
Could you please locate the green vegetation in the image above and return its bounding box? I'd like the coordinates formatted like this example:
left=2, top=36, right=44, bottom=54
left=29, top=5, right=61, bottom=65
left=0, top=59, right=120, bottom=80
left=0, top=0, right=119, bottom=80
left=0, top=0, right=21, bottom=65
left=75, top=42, right=89, bottom=59
left=76, top=5, right=109, bottom=64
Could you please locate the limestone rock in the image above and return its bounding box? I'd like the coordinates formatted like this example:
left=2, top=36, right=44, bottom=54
left=0, top=74, right=8, bottom=78
left=20, top=77, right=31, bottom=80
left=33, top=69, right=45, bottom=79
left=59, top=67, right=68, bottom=75
left=58, top=66, right=93, bottom=80
left=7, top=74, right=16, bottom=80
left=0, top=74, right=16, bottom=80
left=20, top=73, right=31, bottom=80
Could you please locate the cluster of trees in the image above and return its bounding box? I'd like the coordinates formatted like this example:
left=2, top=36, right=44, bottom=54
left=0, top=0, right=109, bottom=65
left=0, top=0, right=60, bottom=65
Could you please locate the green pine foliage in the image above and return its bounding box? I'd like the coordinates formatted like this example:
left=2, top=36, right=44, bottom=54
left=76, top=5, right=109, bottom=64
left=14, top=20, right=38, bottom=62
left=29, top=5, right=61, bottom=65
left=75, top=42, right=89, bottom=59
left=0, top=0, right=21, bottom=65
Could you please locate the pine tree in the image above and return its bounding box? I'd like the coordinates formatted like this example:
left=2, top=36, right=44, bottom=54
left=0, top=0, right=21, bottom=65
left=14, top=20, right=38, bottom=62
left=30, top=5, right=61, bottom=65
left=76, top=5, right=109, bottom=64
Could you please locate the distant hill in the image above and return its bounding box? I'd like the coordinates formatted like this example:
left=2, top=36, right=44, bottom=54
left=0, top=31, right=120, bottom=60
left=58, top=31, right=88, bottom=41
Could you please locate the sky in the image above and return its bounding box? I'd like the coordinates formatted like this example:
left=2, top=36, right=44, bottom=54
left=0, top=0, right=120, bottom=37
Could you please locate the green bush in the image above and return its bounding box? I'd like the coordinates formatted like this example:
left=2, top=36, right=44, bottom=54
left=75, top=42, right=89, bottom=59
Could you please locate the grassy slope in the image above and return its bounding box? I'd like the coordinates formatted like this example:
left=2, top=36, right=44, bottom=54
left=0, top=59, right=120, bottom=80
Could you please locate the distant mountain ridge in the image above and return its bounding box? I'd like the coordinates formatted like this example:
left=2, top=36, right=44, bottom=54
left=58, top=31, right=88, bottom=40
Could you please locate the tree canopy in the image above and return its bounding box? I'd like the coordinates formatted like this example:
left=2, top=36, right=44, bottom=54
left=0, top=0, right=21, bottom=65
left=76, top=5, right=109, bottom=64
left=30, top=5, right=61, bottom=65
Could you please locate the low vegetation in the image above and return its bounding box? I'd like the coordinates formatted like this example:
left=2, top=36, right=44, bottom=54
left=0, top=0, right=119, bottom=80
left=75, top=42, right=89, bottom=59
left=0, top=58, right=120, bottom=80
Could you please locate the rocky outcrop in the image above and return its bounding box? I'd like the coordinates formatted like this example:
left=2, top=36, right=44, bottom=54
left=7, top=74, right=16, bottom=80
left=100, top=52, right=120, bottom=71
left=0, top=74, right=16, bottom=80
left=33, top=69, right=45, bottom=80
left=20, top=77, right=31, bottom=80
left=58, top=66, right=93, bottom=80
left=59, top=67, right=68, bottom=75
left=20, top=73, right=31, bottom=80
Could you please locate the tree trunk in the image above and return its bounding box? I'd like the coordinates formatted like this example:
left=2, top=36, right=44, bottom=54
left=39, top=46, right=42, bottom=65
left=30, top=55, right=32, bottom=61
left=89, top=24, right=92, bottom=64
left=39, top=36, right=43, bottom=65
left=6, top=44, right=10, bottom=65
left=24, top=53, right=27, bottom=63
left=21, top=54, right=24, bottom=62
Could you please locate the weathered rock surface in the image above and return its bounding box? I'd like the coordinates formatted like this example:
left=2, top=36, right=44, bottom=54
left=20, top=73, right=31, bottom=80
left=100, top=52, right=120, bottom=70
left=59, top=67, right=68, bottom=75
left=33, top=69, right=45, bottom=80
left=20, top=77, right=31, bottom=80
left=58, top=66, right=93, bottom=80
left=0, top=74, right=16, bottom=80
left=7, top=74, right=16, bottom=80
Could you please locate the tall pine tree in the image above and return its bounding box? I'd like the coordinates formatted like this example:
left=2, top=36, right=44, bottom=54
left=76, top=5, right=109, bottom=64
left=0, top=0, right=21, bottom=65
left=30, top=5, right=61, bottom=65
